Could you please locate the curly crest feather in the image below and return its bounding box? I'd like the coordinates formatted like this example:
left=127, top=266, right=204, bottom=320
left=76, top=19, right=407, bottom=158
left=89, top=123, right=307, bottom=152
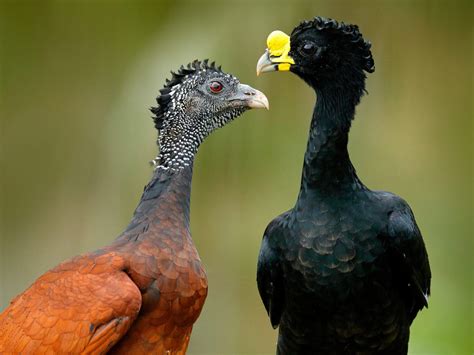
left=292, top=17, right=375, bottom=74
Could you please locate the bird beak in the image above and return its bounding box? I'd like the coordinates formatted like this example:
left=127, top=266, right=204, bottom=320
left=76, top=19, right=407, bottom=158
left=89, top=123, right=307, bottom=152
left=256, top=30, right=295, bottom=76
left=230, top=83, right=269, bottom=110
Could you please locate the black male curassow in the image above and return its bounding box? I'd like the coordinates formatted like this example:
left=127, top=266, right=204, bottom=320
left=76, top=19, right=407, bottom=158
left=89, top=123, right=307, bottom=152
left=0, top=60, right=268, bottom=354
left=256, top=17, right=431, bottom=354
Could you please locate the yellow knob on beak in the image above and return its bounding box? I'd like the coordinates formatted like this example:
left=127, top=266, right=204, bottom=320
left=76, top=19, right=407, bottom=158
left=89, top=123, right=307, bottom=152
left=256, top=30, right=295, bottom=76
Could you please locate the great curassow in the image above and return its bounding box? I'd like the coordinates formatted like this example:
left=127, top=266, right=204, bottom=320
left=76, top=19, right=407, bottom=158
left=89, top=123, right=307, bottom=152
left=0, top=60, right=269, bottom=354
left=255, top=17, right=431, bottom=354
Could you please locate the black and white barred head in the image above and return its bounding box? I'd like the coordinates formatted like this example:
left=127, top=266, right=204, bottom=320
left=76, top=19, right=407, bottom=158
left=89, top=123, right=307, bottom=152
left=150, top=60, right=268, bottom=171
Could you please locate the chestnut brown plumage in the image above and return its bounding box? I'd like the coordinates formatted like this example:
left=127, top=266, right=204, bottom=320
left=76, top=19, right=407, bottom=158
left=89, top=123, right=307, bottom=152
left=0, top=60, right=268, bottom=354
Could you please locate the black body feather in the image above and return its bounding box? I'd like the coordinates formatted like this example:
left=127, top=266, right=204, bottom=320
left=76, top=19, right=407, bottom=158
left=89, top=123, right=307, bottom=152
left=257, top=17, right=431, bottom=354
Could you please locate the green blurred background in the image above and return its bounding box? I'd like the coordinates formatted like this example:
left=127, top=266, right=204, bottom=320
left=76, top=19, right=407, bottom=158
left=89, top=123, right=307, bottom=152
left=1, top=0, right=472, bottom=354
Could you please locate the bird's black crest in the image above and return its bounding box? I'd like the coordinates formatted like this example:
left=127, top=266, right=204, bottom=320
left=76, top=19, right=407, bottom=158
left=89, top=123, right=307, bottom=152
left=292, top=17, right=375, bottom=74
left=150, top=59, right=223, bottom=130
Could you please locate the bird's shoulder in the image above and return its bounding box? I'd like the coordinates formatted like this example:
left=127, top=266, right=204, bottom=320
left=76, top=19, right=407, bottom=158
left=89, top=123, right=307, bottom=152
left=370, top=189, right=409, bottom=209
left=258, top=210, right=292, bottom=281
left=371, top=190, right=431, bottom=315
left=0, top=251, right=142, bottom=353
left=261, top=209, right=294, bottom=249
left=369, top=190, right=422, bottom=240
left=257, top=210, right=293, bottom=329
left=260, top=209, right=296, bottom=258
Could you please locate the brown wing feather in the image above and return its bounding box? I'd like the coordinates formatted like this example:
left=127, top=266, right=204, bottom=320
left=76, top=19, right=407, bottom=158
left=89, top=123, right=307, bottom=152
left=0, top=252, right=142, bottom=353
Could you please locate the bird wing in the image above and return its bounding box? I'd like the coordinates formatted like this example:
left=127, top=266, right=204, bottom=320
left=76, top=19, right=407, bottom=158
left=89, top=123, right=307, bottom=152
left=383, top=206, right=431, bottom=322
left=257, top=219, right=285, bottom=329
left=0, top=252, right=142, bottom=353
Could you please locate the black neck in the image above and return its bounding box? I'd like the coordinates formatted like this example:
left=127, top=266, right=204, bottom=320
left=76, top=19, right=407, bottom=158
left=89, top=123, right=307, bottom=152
left=297, top=83, right=364, bottom=203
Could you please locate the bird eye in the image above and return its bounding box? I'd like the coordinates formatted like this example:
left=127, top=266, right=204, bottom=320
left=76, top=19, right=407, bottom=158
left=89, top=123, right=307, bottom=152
left=300, top=42, right=317, bottom=56
left=209, top=81, right=224, bottom=93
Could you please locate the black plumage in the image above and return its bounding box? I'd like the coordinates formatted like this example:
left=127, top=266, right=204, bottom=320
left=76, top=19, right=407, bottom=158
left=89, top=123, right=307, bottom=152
left=256, top=17, right=431, bottom=354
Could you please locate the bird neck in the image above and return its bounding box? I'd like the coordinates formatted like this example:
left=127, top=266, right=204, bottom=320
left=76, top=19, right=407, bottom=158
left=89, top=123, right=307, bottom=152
left=113, top=161, right=194, bottom=248
left=153, top=123, right=201, bottom=172
left=132, top=163, right=194, bottom=229
left=297, top=84, right=364, bottom=203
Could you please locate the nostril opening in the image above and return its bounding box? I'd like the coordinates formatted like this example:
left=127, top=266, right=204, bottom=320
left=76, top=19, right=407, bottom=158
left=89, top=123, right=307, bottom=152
left=245, top=91, right=256, bottom=96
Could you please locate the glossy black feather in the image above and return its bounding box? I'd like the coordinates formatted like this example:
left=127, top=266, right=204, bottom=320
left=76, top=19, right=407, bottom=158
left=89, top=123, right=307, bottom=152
left=257, top=17, right=431, bottom=354
left=257, top=214, right=289, bottom=329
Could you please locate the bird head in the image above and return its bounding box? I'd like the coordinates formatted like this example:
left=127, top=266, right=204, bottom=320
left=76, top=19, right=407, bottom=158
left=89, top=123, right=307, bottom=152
left=152, top=59, right=268, bottom=132
left=151, top=60, right=268, bottom=171
left=256, top=17, right=374, bottom=90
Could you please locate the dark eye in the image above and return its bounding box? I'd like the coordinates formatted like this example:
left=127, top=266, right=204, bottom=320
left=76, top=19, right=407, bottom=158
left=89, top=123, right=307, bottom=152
left=209, top=81, right=223, bottom=93
left=300, top=42, right=317, bottom=56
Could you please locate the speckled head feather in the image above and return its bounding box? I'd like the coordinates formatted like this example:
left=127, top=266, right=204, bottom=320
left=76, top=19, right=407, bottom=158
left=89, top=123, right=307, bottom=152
left=148, top=59, right=268, bottom=172
left=292, top=17, right=375, bottom=74
left=150, top=59, right=222, bottom=130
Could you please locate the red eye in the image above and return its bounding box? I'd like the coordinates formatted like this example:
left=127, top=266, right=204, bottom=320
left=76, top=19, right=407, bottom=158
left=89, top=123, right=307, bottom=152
left=209, top=81, right=223, bottom=93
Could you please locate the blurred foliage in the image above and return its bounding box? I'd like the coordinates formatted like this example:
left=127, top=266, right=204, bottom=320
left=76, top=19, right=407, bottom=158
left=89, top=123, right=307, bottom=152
left=0, top=0, right=472, bottom=354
